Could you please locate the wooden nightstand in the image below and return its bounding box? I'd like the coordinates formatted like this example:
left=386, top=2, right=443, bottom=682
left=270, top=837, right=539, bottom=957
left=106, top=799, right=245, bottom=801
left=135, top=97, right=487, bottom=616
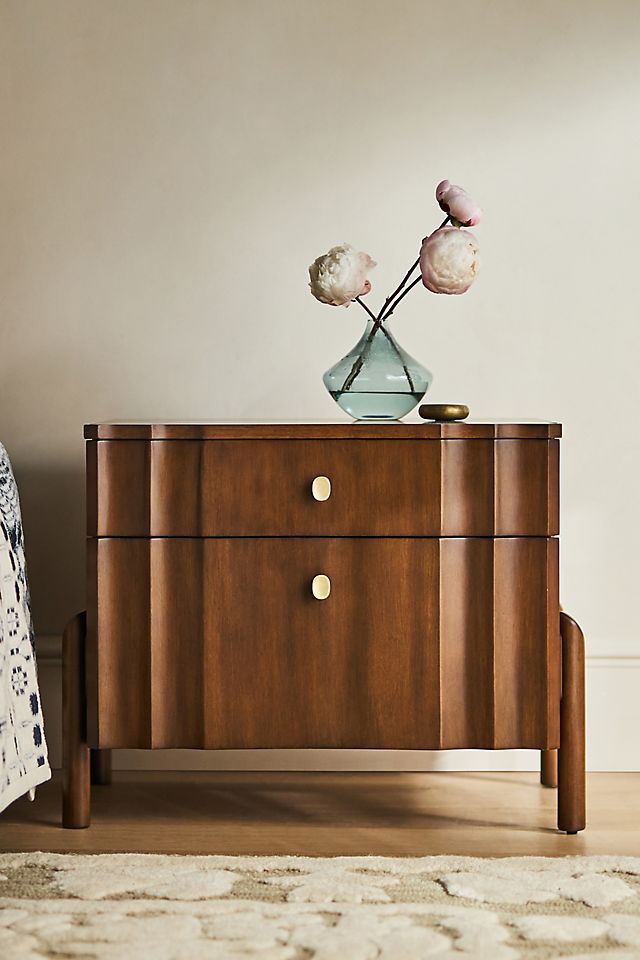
left=62, top=421, right=585, bottom=833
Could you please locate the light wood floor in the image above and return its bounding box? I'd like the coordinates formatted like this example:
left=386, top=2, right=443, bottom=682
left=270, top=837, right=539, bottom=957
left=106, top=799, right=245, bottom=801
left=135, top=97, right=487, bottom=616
left=1, top=772, right=638, bottom=857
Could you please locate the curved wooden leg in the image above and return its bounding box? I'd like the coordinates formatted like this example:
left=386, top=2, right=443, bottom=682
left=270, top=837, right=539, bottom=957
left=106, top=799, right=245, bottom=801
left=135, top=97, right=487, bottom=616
left=541, top=749, right=558, bottom=788
left=62, top=612, right=90, bottom=828
left=558, top=612, right=586, bottom=833
left=91, top=749, right=112, bottom=785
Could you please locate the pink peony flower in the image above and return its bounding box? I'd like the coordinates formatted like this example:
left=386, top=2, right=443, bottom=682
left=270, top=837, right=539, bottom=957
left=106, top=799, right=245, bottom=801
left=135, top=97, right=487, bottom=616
left=420, top=226, right=480, bottom=295
left=435, top=180, right=482, bottom=226
left=309, top=244, right=376, bottom=307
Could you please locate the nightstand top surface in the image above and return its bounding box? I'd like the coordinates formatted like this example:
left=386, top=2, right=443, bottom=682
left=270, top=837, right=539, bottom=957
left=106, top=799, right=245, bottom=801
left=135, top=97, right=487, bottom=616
left=85, top=421, right=562, bottom=440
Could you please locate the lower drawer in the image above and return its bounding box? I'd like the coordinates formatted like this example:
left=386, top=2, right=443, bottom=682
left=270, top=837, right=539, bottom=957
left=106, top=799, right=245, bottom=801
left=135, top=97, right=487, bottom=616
left=87, top=537, right=560, bottom=750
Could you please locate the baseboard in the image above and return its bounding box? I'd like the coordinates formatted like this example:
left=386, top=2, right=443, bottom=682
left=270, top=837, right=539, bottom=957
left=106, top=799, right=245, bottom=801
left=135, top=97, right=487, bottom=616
left=36, top=636, right=640, bottom=772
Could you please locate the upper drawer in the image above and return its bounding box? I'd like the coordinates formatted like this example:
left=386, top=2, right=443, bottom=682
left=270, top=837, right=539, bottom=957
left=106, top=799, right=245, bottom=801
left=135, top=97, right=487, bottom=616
left=87, top=438, right=558, bottom=537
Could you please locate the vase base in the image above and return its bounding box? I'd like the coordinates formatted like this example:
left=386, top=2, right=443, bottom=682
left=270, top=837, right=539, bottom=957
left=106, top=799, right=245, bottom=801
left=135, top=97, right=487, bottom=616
left=329, top=390, right=425, bottom=421
left=352, top=418, right=402, bottom=424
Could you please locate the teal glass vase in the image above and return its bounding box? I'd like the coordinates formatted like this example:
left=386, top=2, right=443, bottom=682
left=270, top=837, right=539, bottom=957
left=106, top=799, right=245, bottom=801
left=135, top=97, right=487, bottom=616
left=323, top=319, right=432, bottom=420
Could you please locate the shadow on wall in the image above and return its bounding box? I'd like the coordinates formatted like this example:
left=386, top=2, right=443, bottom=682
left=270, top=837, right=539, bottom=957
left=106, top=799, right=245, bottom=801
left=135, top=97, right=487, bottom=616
left=13, top=463, right=85, bottom=637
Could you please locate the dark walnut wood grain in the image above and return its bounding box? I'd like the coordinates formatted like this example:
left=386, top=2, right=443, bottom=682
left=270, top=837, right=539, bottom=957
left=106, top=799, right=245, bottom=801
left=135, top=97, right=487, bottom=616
left=87, top=538, right=152, bottom=748
left=62, top=613, right=90, bottom=828
left=88, top=438, right=559, bottom=538
left=87, top=537, right=560, bottom=751
left=541, top=749, right=558, bottom=788
left=558, top=612, right=586, bottom=833
left=75, top=419, right=584, bottom=834
left=90, top=749, right=112, bottom=786
left=85, top=422, right=562, bottom=440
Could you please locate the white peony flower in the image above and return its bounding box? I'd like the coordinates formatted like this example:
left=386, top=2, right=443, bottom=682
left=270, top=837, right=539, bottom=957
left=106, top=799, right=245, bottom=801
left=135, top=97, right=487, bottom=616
left=309, top=244, right=376, bottom=307
left=420, top=226, right=480, bottom=295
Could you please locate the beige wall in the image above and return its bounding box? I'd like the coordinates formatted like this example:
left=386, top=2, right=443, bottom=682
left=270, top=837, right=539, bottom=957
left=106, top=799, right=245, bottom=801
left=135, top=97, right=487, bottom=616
left=2, top=1, right=639, bottom=769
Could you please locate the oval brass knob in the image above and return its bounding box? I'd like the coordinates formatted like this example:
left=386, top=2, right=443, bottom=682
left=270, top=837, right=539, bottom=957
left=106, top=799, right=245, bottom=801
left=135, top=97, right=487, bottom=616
left=311, top=574, right=331, bottom=600
left=311, top=476, right=331, bottom=501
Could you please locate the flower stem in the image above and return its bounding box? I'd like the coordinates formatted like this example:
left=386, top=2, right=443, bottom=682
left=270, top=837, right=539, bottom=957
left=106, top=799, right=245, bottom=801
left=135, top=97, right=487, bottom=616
left=342, top=299, right=414, bottom=393
left=354, top=296, right=377, bottom=323
left=385, top=328, right=415, bottom=391
left=340, top=304, right=380, bottom=392
left=371, top=215, right=450, bottom=329
left=376, top=258, right=420, bottom=323
left=379, top=215, right=450, bottom=323
left=339, top=214, right=451, bottom=394
left=354, top=298, right=415, bottom=391
left=339, top=342, right=368, bottom=394
left=379, top=275, right=422, bottom=322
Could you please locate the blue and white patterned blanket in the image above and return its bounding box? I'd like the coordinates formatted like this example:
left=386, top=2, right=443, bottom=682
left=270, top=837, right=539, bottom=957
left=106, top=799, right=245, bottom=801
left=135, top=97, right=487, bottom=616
left=0, top=443, right=50, bottom=813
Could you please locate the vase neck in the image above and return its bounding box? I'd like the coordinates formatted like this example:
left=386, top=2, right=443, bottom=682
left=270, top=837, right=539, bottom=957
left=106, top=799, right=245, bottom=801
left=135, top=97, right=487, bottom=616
left=363, top=318, right=395, bottom=346
left=364, top=317, right=391, bottom=333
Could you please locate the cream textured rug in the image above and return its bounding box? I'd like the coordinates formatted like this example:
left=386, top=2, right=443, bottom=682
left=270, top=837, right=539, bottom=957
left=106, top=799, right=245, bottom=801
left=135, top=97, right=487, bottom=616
left=2, top=853, right=640, bottom=958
